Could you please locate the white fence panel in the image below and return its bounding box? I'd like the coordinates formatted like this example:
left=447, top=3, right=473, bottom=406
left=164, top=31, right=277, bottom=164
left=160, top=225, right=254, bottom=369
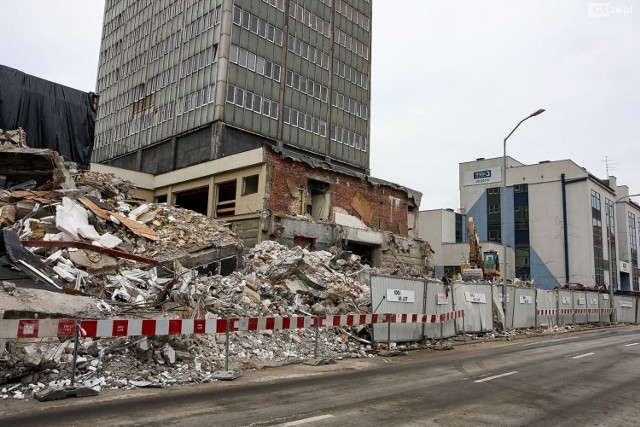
left=615, top=295, right=637, bottom=323
left=425, top=281, right=456, bottom=339
left=453, top=282, right=493, bottom=333
left=370, top=275, right=425, bottom=342
left=511, top=287, right=536, bottom=329
left=573, top=291, right=588, bottom=324
left=558, top=290, right=573, bottom=325
left=537, top=289, right=557, bottom=326
left=599, top=293, right=612, bottom=323
left=585, top=292, right=600, bottom=323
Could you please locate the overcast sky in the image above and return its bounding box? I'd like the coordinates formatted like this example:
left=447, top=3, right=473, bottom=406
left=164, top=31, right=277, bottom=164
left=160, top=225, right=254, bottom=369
left=1, top=1, right=638, bottom=210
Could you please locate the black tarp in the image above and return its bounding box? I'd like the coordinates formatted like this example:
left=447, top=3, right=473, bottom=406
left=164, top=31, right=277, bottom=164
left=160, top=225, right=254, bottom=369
left=0, top=64, right=97, bottom=169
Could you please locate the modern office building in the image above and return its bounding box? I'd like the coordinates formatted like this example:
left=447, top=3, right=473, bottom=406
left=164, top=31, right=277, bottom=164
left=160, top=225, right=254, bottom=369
left=94, top=0, right=371, bottom=175
left=92, top=1, right=430, bottom=271
left=422, top=156, right=640, bottom=290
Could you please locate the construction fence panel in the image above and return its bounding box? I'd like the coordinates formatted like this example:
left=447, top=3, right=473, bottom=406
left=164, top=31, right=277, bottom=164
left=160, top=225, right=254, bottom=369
left=370, top=275, right=426, bottom=343
left=536, top=289, right=557, bottom=326
left=558, top=290, right=574, bottom=325
left=572, top=291, right=588, bottom=324
left=502, top=286, right=515, bottom=329
left=453, top=282, right=493, bottom=333
left=585, top=292, right=600, bottom=323
left=598, top=293, right=613, bottom=323
left=424, top=281, right=455, bottom=339
left=511, top=287, right=536, bottom=329
left=615, top=295, right=637, bottom=323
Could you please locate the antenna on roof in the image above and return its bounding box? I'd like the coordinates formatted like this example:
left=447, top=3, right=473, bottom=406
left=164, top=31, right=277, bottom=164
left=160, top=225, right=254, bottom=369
left=603, top=156, right=617, bottom=178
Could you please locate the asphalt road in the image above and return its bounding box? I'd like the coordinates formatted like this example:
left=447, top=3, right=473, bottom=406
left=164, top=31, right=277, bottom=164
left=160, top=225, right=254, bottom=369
left=3, top=326, right=640, bottom=426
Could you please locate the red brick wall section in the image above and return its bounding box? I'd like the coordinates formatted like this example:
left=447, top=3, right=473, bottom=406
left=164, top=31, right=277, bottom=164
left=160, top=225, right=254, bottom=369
left=266, top=150, right=412, bottom=234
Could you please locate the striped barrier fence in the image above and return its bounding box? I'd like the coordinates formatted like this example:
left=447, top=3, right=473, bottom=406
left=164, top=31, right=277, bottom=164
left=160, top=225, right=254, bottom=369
left=536, top=308, right=615, bottom=316
left=0, top=311, right=466, bottom=339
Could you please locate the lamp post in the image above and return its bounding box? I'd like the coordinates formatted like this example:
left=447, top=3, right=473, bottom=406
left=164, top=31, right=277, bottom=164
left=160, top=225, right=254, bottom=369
left=609, top=193, right=640, bottom=318
left=502, top=109, right=545, bottom=327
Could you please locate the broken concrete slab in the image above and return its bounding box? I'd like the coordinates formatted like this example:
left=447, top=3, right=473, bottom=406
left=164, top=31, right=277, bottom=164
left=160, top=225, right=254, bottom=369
left=69, top=250, right=118, bottom=273
left=212, top=370, right=243, bottom=381
left=0, top=286, right=100, bottom=319
left=95, top=233, right=122, bottom=249
left=34, top=386, right=99, bottom=401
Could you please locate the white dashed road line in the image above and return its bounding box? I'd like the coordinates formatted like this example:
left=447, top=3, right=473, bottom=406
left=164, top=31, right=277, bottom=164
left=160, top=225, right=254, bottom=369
left=275, top=414, right=335, bottom=426
left=572, top=352, right=595, bottom=359
left=474, top=371, right=519, bottom=383
left=624, top=343, right=640, bottom=347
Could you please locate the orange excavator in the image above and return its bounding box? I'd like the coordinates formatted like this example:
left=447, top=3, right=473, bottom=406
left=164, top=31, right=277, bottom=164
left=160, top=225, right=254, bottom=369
left=460, top=217, right=501, bottom=280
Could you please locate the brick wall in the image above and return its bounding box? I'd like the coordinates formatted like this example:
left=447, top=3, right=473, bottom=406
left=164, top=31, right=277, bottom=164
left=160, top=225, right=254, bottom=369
left=266, top=149, right=413, bottom=235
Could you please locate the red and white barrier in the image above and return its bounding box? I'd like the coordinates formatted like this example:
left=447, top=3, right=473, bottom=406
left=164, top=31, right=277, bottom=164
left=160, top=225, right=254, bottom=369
left=0, top=310, right=465, bottom=339
left=537, top=308, right=615, bottom=316
left=387, top=310, right=465, bottom=324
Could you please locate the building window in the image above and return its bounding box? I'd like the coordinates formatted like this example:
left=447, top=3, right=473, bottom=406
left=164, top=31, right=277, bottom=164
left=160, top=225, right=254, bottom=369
left=216, top=180, right=237, bottom=217
left=242, top=175, right=259, bottom=196
left=226, top=85, right=278, bottom=120
left=515, top=245, right=531, bottom=280
left=514, top=184, right=528, bottom=193
left=592, top=190, right=604, bottom=286
left=605, top=198, right=617, bottom=289
left=307, top=179, right=330, bottom=220
left=630, top=212, right=639, bottom=291
left=455, top=213, right=464, bottom=243
left=487, top=187, right=501, bottom=243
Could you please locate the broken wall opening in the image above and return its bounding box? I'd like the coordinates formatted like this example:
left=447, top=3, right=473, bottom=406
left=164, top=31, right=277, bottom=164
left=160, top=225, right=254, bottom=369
left=293, top=235, right=317, bottom=251
left=307, top=179, right=330, bottom=221
left=216, top=180, right=236, bottom=217
left=345, top=241, right=381, bottom=267
left=173, top=186, right=209, bottom=216
left=242, top=174, right=259, bottom=195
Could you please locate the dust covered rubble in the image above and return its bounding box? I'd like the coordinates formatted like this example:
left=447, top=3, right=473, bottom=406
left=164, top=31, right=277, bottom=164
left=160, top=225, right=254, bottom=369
left=1, top=241, right=377, bottom=399
left=0, top=148, right=395, bottom=399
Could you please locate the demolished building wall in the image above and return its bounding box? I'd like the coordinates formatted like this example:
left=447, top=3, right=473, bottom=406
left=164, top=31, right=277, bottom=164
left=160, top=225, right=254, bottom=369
left=262, top=148, right=432, bottom=274
left=265, top=148, right=416, bottom=234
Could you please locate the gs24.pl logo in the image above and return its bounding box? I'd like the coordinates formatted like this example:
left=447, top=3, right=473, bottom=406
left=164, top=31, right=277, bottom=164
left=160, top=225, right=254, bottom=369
left=588, top=3, right=633, bottom=17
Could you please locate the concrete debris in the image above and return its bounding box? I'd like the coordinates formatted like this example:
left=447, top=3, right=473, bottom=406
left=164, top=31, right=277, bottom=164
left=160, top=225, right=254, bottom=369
left=0, top=128, right=27, bottom=149
left=0, top=143, right=434, bottom=400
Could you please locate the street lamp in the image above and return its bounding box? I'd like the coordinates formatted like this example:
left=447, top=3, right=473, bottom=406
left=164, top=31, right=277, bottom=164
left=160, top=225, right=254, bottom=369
left=502, top=109, right=545, bottom=327
left=609, top=193, right=640, bottom=313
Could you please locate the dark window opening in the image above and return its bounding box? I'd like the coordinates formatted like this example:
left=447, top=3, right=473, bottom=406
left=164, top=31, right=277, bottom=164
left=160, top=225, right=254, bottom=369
left=345, top=242, right=376, bottom=266
left=242, top=174, right=259, bottom=195
left=487, top=187, right=501, bottom=243
left=515, top=245, right=531, bottom=280
left=174, top=186, right=209, bottom=215
left=216, top=180, right=236, bottom=217
left=307, top=179, right=330, bottom=220
left=155, top=194, right=168, bottom=203
left=592, top=190, right=605, bottom=286
left=455, top=213, right=464, bottom=243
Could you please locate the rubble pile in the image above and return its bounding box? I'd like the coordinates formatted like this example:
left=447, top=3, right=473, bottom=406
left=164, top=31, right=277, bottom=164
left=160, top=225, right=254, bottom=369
left=0, top=128, right=27, bottom=149
left=1, top=240, right=375, bottom=397
left=1, top=145, right=381, bottom=398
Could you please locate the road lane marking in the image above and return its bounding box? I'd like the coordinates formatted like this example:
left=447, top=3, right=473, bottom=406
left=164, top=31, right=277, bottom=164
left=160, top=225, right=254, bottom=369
left=474, top=371, right=518, bottom=383
left=276, top=414, right=335, bottom=426
left=624, top=343, right=640, bottom=347
left=572, top=352, right=595, bottom=359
